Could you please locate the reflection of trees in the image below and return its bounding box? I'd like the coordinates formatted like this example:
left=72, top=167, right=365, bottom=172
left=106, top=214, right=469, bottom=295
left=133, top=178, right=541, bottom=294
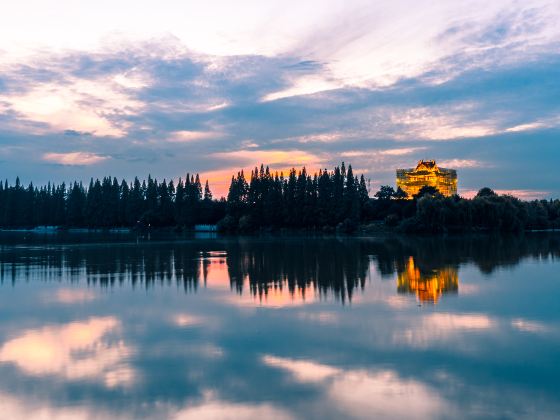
left=226, top=239, right=370, bottom=303
left=367, top=233, right=560, bottom=304
left=369, top=234, right=560, bottom=277
left=0, top=241, right=204, bottom=292
left=0, top=233, right=559, bottom=303
left=0, top=237, right=370, bottom=303
left=0, top=236, right=371, bottom=303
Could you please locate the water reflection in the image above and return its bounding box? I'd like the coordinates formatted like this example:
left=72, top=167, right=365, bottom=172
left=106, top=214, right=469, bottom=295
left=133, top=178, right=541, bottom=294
left=0, top=317, right=135, bottom=388
left=397, top=257, right=459, bottom=304
left=0, top=232, right=559, bottom=419
left=0, top=233, right=558, bottom=305
left=263, top=355, right=448, bottom=419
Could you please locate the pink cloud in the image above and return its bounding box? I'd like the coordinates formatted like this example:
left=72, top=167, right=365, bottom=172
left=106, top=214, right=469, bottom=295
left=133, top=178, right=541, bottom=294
left=460, top=189, right=549, bottom=200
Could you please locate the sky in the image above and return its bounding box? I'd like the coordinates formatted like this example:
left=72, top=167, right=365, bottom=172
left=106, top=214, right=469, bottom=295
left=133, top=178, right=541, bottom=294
left=0, top=0, right=559, bottom=198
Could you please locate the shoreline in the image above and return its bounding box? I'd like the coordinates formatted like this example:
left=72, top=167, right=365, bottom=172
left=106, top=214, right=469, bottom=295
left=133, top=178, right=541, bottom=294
left=1, top=225, right=559, bottom=236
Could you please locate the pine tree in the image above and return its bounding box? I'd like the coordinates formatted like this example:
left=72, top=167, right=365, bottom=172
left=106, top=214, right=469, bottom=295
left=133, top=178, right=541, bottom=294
left=67, top=182, right=86, bottom=226
left=358, top=175, right=369, bottom=206
left=204, top=180, right=212, bottom=201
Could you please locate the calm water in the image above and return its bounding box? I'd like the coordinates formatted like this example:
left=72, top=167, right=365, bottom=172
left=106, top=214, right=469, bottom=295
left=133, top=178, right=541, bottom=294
left=0, top=232, right=559, bottom=419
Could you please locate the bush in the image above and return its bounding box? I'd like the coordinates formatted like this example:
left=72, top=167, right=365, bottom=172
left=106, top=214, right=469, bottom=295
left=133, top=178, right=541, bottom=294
left=216, top=215, right=237, bottom=233
left=384, top=213, right=400, bottom=227
left=337, top=218, right=358, bottom=234
left=238, top=215, right=255, bottom=233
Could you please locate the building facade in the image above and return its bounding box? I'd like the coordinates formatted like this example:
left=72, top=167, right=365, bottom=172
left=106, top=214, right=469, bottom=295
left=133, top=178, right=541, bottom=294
left=396, top=160, right=457, bottom=198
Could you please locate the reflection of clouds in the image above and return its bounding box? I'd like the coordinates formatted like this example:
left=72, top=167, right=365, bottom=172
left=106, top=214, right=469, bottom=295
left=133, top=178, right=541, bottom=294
left=262, top=355, right=448, bottom=419
left=382, top=295, right=410, bottom=309
left=393, top=313, right=495, bottom=349
left=0, top=392, right=117, bottom=420
left=263, top=356, right=339, bottom=382
left=511, top=318, right=550, bottom=334
left=0, top=317, right=135, bottom=388
left=183, top=344, right=224, bottom=359
left=0, top=390, right=293, bottom=420
left=172, top=313, right=204, bottom=327
left=457, top=283, right=480, bottom=295
left=425, top=313, right=493, bottom=330
left=172, top=397, right=293, bottom=420
left=351, top=284, right=410, bottom=309
left=296, top=311, right=339, bottom=325
left=328, top=370, right=447, bottom=420
left=46, top=288, right=97, bottom=304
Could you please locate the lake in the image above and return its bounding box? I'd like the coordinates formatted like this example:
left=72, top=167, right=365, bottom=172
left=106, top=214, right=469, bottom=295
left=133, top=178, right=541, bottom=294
left=0, top=232, right=559, bottom=419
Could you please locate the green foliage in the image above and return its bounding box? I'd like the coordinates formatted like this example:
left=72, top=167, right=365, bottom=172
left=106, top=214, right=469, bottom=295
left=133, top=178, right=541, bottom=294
left=394, top=187, right=408, bottom=200
left=368, top=184, right=560, bottom=234
left=414, top=185, right=440, bottom=199
left=476, top=187, right=497, bottom=198
left=374, top=185, right=395, bottom=200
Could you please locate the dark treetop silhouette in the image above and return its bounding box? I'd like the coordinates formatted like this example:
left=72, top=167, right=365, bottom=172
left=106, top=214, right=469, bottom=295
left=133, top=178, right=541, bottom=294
left=0, top=163, right=559, bottom=232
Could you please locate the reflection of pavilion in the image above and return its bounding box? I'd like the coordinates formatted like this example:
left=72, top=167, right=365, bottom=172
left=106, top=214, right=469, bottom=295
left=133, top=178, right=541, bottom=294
left=397, top=257, right=459, bottom=304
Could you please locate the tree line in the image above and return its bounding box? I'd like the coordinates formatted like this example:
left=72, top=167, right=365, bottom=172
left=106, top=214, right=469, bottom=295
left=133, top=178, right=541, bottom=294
left=221, top=163, right=369, bottom=232
left=363, top=185, right=560, bottom=233
left=0, top=163, right=559, bottom=232
left=0, top=175, right=225, bottom=228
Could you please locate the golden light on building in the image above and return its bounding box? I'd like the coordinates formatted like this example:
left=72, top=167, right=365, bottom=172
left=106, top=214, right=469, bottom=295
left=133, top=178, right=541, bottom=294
left=397, top=257, right=458, bottom=304
left=396, top=160, right=457, bottom=198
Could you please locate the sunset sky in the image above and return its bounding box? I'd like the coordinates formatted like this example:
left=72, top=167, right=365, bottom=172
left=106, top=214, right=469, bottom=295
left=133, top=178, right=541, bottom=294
left=1, top=0, right=559, bottom=198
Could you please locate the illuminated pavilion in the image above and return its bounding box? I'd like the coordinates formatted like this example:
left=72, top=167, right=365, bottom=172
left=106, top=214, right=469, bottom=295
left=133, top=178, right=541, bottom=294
left=396, top=160, right=457, bottom=198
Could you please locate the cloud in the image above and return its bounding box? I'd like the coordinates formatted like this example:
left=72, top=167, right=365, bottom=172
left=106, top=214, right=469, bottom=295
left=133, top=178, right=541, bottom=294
left=42, top=152, right=109, bottom=165
left=438, top=159, right=487, bottom=169
left=341, top=147, right=426, bottom=159
left=211, top=150, right=323, bottom=169
left=1, top=75, right=142, bottom=136
left=262, top=75, right=341, bottom=102
left=379, top=147, right=427, bottom=156
left=166, top=130, right=221, bottom=143
left=0, top=1, right=558, bottom=196
left=459, top=189, right=550, bottom=200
